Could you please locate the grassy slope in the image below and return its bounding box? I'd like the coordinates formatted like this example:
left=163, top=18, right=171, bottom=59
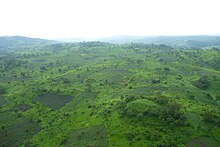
left=0, top=42, right=219, bottom=146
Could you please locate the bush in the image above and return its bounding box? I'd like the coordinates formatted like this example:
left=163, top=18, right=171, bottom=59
left=159, top=102, right=186, bottom=126
left=202, top=111, right=220, bottom=126
left=152, top=79, right=160, bottom=84
left=194, top=76, right=209, bottom=89
left=155, top=97, right=168, bottom=105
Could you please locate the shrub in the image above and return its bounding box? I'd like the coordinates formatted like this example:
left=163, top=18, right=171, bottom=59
left=194, top=76, right=209, bottom=89
left=155, top=97, right=168, bottom=105
left=159, top=102, right=186, bottom=126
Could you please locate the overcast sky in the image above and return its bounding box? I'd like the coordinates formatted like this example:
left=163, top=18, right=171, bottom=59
left=0, top=0, right=220, bottom=39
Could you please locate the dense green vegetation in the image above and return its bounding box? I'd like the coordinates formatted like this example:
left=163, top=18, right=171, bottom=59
left=0, top=36, right=220, bottom=146
left=101, top=35, right=220, bottom=49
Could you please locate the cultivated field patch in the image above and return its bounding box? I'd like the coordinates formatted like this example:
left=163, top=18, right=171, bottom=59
left=0, top=111, right=18, bottom=127
left=64, top=125, right=109, bottom=147
left=35, top=94, right=73, bottom=110
left=0, top=119, right=41, bottom=147
left=13, top=104, right=32, bottom=112
left=187, top=136, right=220, bottom=147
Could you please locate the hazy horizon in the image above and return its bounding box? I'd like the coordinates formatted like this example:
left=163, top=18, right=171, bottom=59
left=1, top=0, right=220, bottom=39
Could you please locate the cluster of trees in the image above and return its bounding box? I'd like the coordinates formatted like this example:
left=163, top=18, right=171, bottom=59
left=202, top=110, right=220, bottom=127
left=159, top=102, right=186, bottom=126
left=121, top=95, right=186, bottom=126
left=79, top=41, right=110, bottom=48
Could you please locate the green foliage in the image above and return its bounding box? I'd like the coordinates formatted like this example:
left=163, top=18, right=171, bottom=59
left=202, top=111, right=220, bottom=126
left=155, top=96, right=168, bottom=105
left=159, top=102, right=187, bottom=126
left=125, top=99, right=161, bottom=117
left=194, top=76, right=210, bottom=89
left=0, top=38, right=220, bottom=146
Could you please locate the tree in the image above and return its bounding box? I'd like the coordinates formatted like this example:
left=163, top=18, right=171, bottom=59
left=155, top=97, right=168, bottom=105
left=202, top=111, right=220, bottom=126
left=160, top=102, right=186, bottom=125
left=194, top=76, right=209, bottom=89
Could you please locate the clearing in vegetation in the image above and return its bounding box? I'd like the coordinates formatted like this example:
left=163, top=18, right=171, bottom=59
left=187, top=136, right=220, bottom=147
left=0, top=119, right=41, bottom=147
left=34, top=94, right=73, bottom=110
left=64, top=125, right=109, bottom=147
left=12, top=104, right=32, bottom=112
left=0, top=111, right=41, bottom=147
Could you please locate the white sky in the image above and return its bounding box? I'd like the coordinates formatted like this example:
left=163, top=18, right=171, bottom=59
left=0, top=0, right=220, bottom=39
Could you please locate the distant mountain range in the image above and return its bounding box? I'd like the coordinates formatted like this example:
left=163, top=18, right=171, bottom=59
left=1, top=35, right=220, bottom=49
left=0, top=36, right=56, bottom=49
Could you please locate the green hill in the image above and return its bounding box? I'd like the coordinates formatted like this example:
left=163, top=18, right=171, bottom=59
left=0, top=37, right=219, bottom=146
left=0, top=36, right=56, bottom=50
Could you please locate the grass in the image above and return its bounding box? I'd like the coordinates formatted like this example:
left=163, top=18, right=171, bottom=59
left=186, top=112, right=201, bottom=128
left=133, top=86, right=168, bottom=96
left=79, top=91, right=98, bottom=99
left=126, top=99, right=161, bottom=113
